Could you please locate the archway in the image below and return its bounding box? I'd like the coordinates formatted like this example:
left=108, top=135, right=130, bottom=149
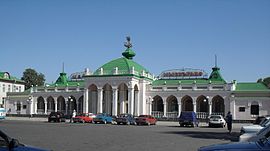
left=181, top=95, right=193, bottom=111
left=89, top=84, right=98, bottom=114
left=47, top=96, right=55, bottom=114
left=68, top=96, right=77, bottom=116
left=103, top=84, right=112, bottom=115
left=196, top=95, right=209, bottom=119
left=118, top=83, right=128, bottom=114
left=166, top=95, right=178, bottom=118
left=78, top=96, right=84, bottom=114
left=212, top=95, right=225, bottom=116
left=57, top=96, right=65, bottom=113
left=37, top=96, right=45, bottom=114
left=152, top=95, right=164, bottom=118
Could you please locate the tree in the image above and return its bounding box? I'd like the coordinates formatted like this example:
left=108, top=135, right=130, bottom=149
left=21, top=68, right=45, bottom=90
left=263, top=77, right=270, bottom=88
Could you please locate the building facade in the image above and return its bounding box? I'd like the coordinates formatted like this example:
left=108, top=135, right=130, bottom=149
left=0, top=72, right=25, bottom=108
left=5, top=39, right=270, bottom=120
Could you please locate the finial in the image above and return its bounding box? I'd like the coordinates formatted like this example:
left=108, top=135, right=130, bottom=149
left=124, top=36, right=132, bottom=48
left=62, top=62, right=65, bottom=73
left=215, top=55, right=217, bottom=67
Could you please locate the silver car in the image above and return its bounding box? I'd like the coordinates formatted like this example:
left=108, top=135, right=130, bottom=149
left=208, top=115, right=226, bottom=128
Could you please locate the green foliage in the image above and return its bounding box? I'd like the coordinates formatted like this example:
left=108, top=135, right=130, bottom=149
left=21, top=68, right=45, bottom=90
left=257, top=78, right=263, bottom=83
left=263, top=77, right=270, bottom=88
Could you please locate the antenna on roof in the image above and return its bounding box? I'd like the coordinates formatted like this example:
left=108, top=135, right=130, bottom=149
left=62, top=62, right=65, bottom=73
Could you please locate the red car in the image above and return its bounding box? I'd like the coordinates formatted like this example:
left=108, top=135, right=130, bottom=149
left=72, top=113, right=96, bottom=123
left=135, top=115, right=157, bottom=125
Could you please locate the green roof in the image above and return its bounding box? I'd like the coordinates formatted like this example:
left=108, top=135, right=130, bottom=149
left=92, top=48, right=152, bottom=79
left=152, top=79, right=226, bottom=86
left=209, top=67, right=226, bottom=82
left=235, top=82, right=270, bottom=91
left=46, top=72, right=84, bottom=88
left=0, top=72, right=25, bottom=83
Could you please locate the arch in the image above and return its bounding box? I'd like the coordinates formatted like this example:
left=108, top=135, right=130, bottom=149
left=78, top=96, right=84, bottom=114
left=196, top=95, right=208, bottom=113
left=68, top=95, right=77, bottom=116
left=103, top=84, right=113, bottom=115
left=181, top=95, right=193, bottom=111
left=118, top=83, right=128, bottom=114
left=212, top=95, right=225, bottom=115
left=166, top=95, right=178, bottom=118
left=88, top=84, right=98, bottom=114
left=47, top=96, right=55, bottom=114
left=251, top=101, right=259, bottom=115
left=57, top=96, right=65, bottom=113
left=152, top=95, right=163, bottom=118
left=37, top=96, right=45, bottom=114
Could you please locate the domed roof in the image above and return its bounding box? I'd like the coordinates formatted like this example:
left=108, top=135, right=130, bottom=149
left=92, top=37, right=153, bottom=79
left=93, top=54, right=150, bottom=76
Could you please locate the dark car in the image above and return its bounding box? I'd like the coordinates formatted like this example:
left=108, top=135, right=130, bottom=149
left=48, top=112, right=66, bottom=122
left=254, top=115, right=270, bottom=125
left=0, top=130, right=49, bottom=151
left=179, top=111, right=199, bottom=127
left=116, top=114, right=136, bottom=125
left=198, top=130, right=270, bottom=151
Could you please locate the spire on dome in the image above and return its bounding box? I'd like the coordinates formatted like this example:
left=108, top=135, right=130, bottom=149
left=122, top=36, right=136, bottom=59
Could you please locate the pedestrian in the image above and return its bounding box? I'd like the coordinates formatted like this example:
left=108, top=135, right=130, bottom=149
left=226, top=111, right=233, bottom=134
left=70, top=109, right=76, bottom=123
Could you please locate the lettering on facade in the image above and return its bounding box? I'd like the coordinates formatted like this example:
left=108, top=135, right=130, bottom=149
left=159, top=68, right=208, bottom=79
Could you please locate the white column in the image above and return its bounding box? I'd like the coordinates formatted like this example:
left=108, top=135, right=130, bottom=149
left=44, top=101, right=48, bottom=114
left=178, top=97, right=182, bottom=117
left=209, top=98, right=212, bottom=115
left=34, top=101, right=37, bottom=114
left=163, top=100, right=167, bottom=117
left=128, top=88, right=134, bottom=115
left=65, top=98, right=68, bottom=115
left=149, top=98, right=153, bottom=115
left=84, top=88, right=89, bottom=113
left=135, top=91, right=140, bottom=116
left=193, top=97, right=197, bottom=113
left=54, top=100, right=58, bottom=112
left=97, top=88, right=103, bottom=113
left=112, top=88, right=118, bottom=116
left=30, top=100, right=34, bottom=115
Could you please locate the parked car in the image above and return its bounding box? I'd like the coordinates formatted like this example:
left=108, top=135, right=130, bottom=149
left=93, top=113, right=112, bottom=124
left=0, top=130, right=49, bottom=151
left=198, top=130, right=270, bottom=151
left=135, top=115, right=157, bottom=125
left=240, top=118, right=270, bottom=134
left=48, top=112, right=66, bottom=122
left=72, top=113, right=96, bottom=123
left=116, top=114, right=136, bottom=125
left=239, top=123, right=270, bottom=142
left=179, top=111, right=199, bottom=127
left=253, top=115, right=270, bottom=125
left=208, top=115, right=226, bottom=127
left=111, top=115, right=118, bottom=125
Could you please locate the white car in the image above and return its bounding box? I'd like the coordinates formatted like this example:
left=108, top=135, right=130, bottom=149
left=239, top=123, right=270, bottom=142
left=240, top=118, right=270, bottom=135
left=208, top=115, right=226, bottom=127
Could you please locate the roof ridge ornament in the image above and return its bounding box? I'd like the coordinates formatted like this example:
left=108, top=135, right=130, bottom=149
left=124, top=36, right=132, bottom=48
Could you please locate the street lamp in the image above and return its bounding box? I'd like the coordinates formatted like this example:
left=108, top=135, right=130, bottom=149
left=27, top=96, right=33, bottom=117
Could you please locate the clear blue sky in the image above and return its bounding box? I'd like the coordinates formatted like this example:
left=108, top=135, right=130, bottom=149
left=0, top=0, right=269, bottom=84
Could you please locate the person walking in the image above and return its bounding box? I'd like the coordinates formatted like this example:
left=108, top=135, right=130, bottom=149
left=70, top=110, right=77, bottom=123
left=226, top=111, right=233, bottom=133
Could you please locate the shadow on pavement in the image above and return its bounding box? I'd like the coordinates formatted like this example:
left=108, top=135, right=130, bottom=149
left=161, top=131, right=240, bottom=142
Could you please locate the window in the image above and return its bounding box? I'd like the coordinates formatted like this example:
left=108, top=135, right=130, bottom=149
left=8, top=85, right=11, bottom=92
left=251, top=105, right=259, bottom=115
left=2, top=84, right=5, bottom=92
left=19, top=86, right=21, bottom=92
left=23, top=105, right=27, bottom=109
left=16, top=103, right=21, bottom=111
left=239, top=107, right=245, bottom=112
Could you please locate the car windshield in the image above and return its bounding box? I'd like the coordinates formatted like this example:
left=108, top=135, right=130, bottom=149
left=119, top=114, right=128, bottom=117
left=210, top=116, right=221, bottom=119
